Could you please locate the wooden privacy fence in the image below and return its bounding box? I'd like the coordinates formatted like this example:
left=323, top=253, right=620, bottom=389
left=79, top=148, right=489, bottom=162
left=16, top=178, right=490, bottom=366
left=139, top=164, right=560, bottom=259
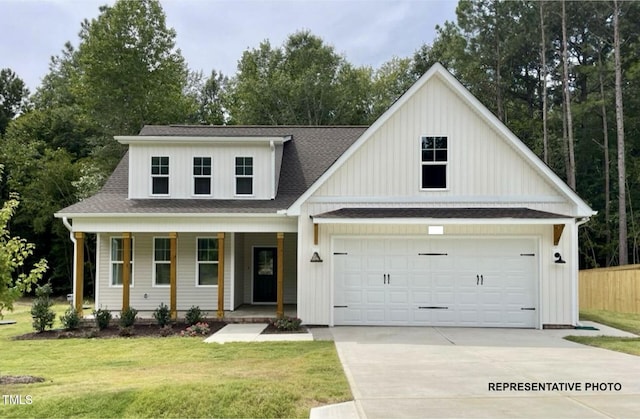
left=579, top=264, right=640, bottom=313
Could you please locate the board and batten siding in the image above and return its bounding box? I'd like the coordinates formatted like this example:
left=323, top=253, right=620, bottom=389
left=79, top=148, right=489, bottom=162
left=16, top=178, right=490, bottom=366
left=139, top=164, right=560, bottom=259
left=128, top=144, right=274, bottom=199
left=311, top=74, right=569, bottom=212
left=297, top=205, right=576, bottom=327
left=97, top=233, right=233, bottom=314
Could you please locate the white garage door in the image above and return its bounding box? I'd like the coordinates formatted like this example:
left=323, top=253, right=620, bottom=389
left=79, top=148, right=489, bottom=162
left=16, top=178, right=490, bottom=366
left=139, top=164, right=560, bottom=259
left=333, top=237, right=538, bottom=328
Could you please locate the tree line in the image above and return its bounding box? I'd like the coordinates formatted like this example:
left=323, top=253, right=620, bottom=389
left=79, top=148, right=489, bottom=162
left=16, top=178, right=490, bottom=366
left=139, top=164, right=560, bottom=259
left=1, top=0, right=638, bottom=296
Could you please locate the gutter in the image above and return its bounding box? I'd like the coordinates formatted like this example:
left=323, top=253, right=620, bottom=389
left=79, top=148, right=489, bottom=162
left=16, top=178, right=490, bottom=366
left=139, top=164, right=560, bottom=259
left=62, top=217, right=77, bottom=305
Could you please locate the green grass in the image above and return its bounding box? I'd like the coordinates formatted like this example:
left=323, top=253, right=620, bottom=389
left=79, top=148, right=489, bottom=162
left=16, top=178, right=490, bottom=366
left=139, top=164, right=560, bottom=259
left=564, top=309, right=640, bottom=357
left=0, top=301, right=352, bottom=418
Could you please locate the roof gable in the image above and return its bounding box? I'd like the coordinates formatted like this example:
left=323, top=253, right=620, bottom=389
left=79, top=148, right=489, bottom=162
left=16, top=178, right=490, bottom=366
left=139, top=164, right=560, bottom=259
left=288, top=63, right=595, bottom=217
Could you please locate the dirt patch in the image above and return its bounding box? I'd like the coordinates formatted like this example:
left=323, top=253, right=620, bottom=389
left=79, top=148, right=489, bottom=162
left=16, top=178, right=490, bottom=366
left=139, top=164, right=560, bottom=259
left=261, top=323, right=309, bottom=334
left=13, top=321, right=227, bottom=340
left=0, top=375, right=45, bottom=385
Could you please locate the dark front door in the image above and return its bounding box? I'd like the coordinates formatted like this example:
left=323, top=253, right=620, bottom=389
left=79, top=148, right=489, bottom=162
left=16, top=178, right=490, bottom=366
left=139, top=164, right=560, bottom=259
left=253, top=247, right=277, bottom=303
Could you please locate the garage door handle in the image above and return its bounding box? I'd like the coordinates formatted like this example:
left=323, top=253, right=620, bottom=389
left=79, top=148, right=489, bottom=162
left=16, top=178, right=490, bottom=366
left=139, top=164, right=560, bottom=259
left=388, top=274, right=391, bottom=284
left=521, top=307, right=536, bottom=311
left=419, top=306, right=449, bottom=309
left=477, top=275, right=479, bottom=285
left=334, top=305, right=348, bottom=308
left=383, top=274, right=387, bottom=284
left=481, top=274, right=483, bottom=285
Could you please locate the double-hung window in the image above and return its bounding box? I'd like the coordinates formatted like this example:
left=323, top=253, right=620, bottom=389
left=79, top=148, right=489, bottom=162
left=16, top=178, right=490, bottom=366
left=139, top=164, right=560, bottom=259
left=153, top=238, right=171, bottom=286
left=197, top=238, right=218, bottom=286
left=151, top=156, right=169, bottom=195
left=193, top=157, right=212, bottom=195
left=421, top=136, right=448, bottom=189
left=235, top=157, right=253, bottom=195
left=111, top=237, right=133, bottom=286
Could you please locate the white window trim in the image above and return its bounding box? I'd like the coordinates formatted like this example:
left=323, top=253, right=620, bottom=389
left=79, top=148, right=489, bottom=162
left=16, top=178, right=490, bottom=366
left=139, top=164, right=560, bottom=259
left=151, top=156, right=170, bottom=196
left=195, top=236, right=219, bottom=288
left=419, top=135, right=449, bottom=192
left=109, top=236, right=134, bottom=288
left=193, top=156, right=213, bottom=197
left=153, top=236, right=171, bottom=288
left=234, top=156, right=254, bottom=197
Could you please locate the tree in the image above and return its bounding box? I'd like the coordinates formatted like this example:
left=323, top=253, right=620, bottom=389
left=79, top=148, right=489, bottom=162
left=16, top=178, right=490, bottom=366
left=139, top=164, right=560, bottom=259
left=560, top=0, right=576, bottom=190
left=195, top=70, right=228, bottom=125
left=74, top=0, right=194, bottom=134
left=0, top=183, right=48, bottom=317
left=0, top=68, right=30, bottom=135
left=613, top=0, right=627, bottom=264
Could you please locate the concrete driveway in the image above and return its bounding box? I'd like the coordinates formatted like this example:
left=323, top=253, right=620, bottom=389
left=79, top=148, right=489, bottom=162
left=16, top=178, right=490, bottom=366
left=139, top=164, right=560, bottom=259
left=328, top=325, right=640, bottom=418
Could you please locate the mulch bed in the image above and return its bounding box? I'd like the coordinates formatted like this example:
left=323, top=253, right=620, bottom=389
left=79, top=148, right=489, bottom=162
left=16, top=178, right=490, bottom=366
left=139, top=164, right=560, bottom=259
left=13, top=321, right=227, bottom=340
left=0, top=375, right=45, bottom=385
left=260, top=323, right=309, bottom=334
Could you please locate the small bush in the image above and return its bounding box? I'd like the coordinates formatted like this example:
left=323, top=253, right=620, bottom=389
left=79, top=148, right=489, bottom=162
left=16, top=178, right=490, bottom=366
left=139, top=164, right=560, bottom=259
left=93, top=308, right=112, bottom=330
left=180, top=322, right=210, bottom=337
left=272, top=316, right=302, bottom=332
left=60, top=307, right=81, bottom=330
left=31, top=284, right=56, bottom=333
left=153, top=302, right=171, bottom=327
left=185, top=306, right=206, bottom=326
left=83, top=328, right=99, bottom=338
left=119, top=307, right=138, bottom=328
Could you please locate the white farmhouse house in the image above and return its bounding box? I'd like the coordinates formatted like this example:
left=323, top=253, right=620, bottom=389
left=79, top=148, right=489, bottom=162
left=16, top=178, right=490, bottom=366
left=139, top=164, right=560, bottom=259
left=55, top=63, right=595, bottom=329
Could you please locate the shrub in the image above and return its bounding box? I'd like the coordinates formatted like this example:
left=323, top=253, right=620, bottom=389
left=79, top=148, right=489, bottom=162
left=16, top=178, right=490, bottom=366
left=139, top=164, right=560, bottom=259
left=31, top=284, right=55, bottom=333
left=159, top=325, right=174, bottom=337
left=272, top=316, right=302, bottom=332
left=119, top=307, right=138, bottom=328
left=93, top=308, right=112, bottom=330
left=60, top=306, right=81, bottom=330
left=153, top=302, right=171, bottom=327
left=180, top=322, right=210, bottom=337
left=118, top=326, right=134, bottom=337
left=185, top=305, right=206, bottom=326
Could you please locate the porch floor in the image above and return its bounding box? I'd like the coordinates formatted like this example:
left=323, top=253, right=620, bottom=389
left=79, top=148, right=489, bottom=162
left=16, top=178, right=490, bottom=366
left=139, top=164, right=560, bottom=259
left=224, top=304, right=297, bottom=323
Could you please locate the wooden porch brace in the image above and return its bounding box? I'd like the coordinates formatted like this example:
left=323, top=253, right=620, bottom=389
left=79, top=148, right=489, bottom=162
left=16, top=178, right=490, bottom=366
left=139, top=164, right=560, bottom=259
left=217, top=232, right=225, bottom=319
left=74, top=232, right=84, bottom=315
left=169, top=232, right=178, bottom=320
left=276, top=232, right=284, bottom=319
left=122, top=232, right=131, bottom=310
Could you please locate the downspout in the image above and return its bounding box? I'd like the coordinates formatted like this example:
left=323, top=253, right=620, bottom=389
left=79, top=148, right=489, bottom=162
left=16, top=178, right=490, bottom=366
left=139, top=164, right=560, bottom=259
left=573, top=217, right=591, bottom=328
left=62, top=217, right=77, bottom=305
left=270, top=140, right=276, bottom=199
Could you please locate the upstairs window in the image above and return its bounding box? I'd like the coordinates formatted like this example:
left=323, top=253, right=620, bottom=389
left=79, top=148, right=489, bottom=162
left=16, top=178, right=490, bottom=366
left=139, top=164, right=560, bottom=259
left=421, top=136, right=447, bottom=189
left=193, top=157, right=212, bottom=195
left=151, top=156, right=169, bottom=195
left=153, top=237, right=170, bottom=286
left=235, top=157, right=253, bottom=195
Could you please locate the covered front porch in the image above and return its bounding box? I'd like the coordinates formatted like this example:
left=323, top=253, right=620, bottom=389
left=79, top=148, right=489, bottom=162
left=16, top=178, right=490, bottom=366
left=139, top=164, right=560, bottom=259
left=70, top=229, right=298, bottom=320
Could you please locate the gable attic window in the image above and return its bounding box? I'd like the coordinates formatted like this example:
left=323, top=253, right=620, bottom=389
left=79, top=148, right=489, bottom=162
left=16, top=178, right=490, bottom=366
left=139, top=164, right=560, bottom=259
left=151, top=156, right=169, bottom=195
left=193, top=157, right=212, bottom=195
left=421, top=136, right=447, bottom=189
left=235, top=157, right=253, bottom=195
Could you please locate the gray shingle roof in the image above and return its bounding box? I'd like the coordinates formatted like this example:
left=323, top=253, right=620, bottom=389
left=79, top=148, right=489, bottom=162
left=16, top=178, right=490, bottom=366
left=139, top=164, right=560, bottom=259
left=58, top=125, right=368, bottom=215
left=313, top=207, right=570, bottom=220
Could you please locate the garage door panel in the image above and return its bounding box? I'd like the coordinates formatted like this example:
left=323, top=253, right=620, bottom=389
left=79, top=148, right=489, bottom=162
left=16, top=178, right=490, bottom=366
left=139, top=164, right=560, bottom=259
left=334, top=237, right=537, bottom=328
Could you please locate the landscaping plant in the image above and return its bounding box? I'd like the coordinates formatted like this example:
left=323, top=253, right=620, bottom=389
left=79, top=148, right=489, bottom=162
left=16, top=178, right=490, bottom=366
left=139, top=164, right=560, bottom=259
left=153, top=302, right=171, bottom=327
left=119, top=307, right=138, bottom=328
left=30, top=283, right=55, bottom=332
left=93, top=307, right=112, bottom=330
left=185, top=305, right=205, bottom=326
left=272, top=316, right=302, bottom=331
left=180, top=322, right=210, bottom=337
left=60, top=306, right=81, bottom=330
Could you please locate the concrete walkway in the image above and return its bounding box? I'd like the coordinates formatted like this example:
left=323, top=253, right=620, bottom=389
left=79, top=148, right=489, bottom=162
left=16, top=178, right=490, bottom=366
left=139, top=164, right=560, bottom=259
left=203, top=323, right=313, bottom=343
left=329, top=323, right=640, bottom=418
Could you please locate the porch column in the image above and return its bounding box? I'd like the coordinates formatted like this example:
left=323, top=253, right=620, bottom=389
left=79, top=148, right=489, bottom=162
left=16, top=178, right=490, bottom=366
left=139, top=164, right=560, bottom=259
left=122, top=232, right=131, bottom=310
left=276, top=232, right=284, bottom=319
left=217, top=232, right=225, bottom=319
left=169, top=232, right=178, bottom=320
left=74, top=232, right=85, bottom=315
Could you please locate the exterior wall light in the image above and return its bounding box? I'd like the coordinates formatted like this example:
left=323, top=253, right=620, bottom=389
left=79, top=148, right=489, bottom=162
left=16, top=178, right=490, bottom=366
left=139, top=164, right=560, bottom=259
left=310, top=251, right=323, bottom=263
left=554, top=252, right=566, bottom=264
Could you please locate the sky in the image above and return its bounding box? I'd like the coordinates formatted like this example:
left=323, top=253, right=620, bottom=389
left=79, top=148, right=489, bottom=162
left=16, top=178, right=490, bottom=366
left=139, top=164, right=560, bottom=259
left=0, top=0, right=458, bottom=93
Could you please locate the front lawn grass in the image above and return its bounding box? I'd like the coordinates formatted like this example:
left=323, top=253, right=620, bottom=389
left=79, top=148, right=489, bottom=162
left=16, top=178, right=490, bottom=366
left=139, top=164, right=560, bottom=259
left=0, top=301, right=351, bottom=418
left=564, top=309, right=640, bottom=357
